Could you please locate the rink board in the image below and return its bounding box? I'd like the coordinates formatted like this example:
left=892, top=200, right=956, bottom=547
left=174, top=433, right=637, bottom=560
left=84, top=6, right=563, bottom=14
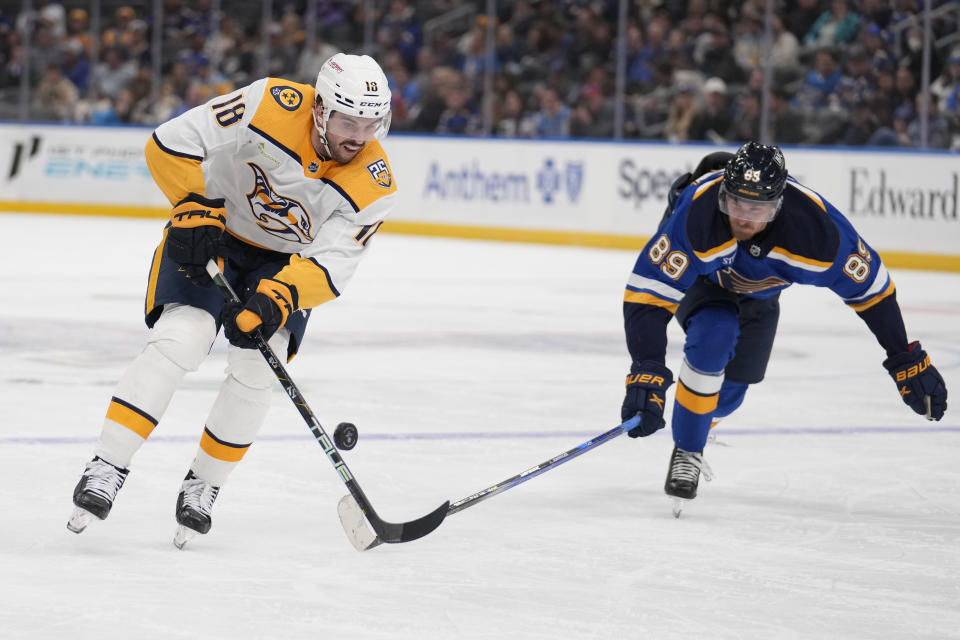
left=0, top=123, right=957, bottom=270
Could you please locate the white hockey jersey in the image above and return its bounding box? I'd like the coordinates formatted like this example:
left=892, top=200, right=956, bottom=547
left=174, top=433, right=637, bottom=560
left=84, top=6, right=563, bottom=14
left=144, top=77, right=397, bottom=309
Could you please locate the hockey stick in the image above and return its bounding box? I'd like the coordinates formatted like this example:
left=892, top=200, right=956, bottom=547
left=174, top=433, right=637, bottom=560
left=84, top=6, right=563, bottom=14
left=338, top=415, right=641, bottom=551
left=205, top=259, right=449, bottom=546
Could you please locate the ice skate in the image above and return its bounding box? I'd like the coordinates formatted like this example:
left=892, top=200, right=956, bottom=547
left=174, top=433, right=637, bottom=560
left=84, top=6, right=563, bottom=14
left=705, top=419, right=729, bottom=447
left=173, top=471, right=220, bottom=549
left=664, top=446, right=713, bottom=518
left=67, top=456, right=130, bottom=533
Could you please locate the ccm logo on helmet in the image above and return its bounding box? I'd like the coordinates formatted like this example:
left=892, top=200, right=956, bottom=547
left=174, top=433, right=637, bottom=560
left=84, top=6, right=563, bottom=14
left=360, top=101, right=387, bottom=107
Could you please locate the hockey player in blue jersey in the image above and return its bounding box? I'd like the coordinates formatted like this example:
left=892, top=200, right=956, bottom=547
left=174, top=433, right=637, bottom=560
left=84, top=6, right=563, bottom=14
left=619, top=142, right=948, bottom=516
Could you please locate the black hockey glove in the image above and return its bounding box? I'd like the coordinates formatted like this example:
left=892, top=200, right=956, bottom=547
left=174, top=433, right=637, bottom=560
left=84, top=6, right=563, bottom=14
left=165, top=194, right=226, bottom=287
left=222, top=278, right=298, bottom=349
left=621, top=361, right=674, bottom=437
left=883, top=341, right=947, bottom=421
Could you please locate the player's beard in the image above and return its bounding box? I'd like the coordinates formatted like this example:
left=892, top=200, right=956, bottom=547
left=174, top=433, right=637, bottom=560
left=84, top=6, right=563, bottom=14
left=729, top=217, right=767, bottom=241
left=329, top=138, right=365, bottom=164
left=310, top=125, right=365, bottom=164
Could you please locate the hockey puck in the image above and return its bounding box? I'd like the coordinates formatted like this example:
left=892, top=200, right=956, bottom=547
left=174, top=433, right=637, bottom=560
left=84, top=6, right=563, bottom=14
left=333, top=422, right=358, bottom=450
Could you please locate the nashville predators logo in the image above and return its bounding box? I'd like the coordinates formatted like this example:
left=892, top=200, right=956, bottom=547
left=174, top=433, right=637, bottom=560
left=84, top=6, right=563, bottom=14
left=271, top=85, right=302, bottom=111
left=246, top=163, right=313, bottom=243
left=366, top=159, right=392, bottom=188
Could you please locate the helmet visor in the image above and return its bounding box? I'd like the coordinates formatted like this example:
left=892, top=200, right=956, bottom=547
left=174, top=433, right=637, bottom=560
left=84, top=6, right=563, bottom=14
left=325, top=110, right=391, bottom=141
left=719, top=184, right=781, bottom=223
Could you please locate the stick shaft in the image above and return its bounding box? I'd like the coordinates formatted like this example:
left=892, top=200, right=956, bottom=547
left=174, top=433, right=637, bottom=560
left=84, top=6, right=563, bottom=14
left=206, top=259, right=448, bottom=545
left=447, top=422, right=633, bottom=516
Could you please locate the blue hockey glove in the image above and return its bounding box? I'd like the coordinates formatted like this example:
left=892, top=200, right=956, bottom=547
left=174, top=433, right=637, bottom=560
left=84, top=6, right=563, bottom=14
left=883, top=341, right=947, bottom=421
left=621, top=361, right=674, bottom=437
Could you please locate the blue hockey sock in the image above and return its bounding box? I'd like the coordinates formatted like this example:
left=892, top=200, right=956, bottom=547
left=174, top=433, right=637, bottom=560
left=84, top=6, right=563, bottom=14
left=672, top=305, right=740, bottom=451
left=715, top=381, right=749, bottom=419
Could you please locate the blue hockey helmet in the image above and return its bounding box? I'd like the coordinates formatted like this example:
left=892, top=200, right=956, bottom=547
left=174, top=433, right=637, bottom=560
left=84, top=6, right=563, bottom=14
left=719, top=142, right=787, bottom=222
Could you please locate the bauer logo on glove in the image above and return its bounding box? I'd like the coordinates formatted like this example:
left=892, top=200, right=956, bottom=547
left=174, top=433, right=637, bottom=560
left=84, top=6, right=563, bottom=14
left=626, top=372, right=668, bottom=388
left=621, top=361, right=674, bottom=437
left=883, top=341, right=947, bottom=421
left=893, top=352, right=931, bottom=384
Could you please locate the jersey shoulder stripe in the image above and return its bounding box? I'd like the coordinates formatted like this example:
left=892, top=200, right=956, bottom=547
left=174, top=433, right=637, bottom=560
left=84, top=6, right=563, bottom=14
left=692, top=173, right=723, bottom=199
left=248, top=78, right=317, bottom=168
left=151, top=132, right=203, bottom=161
left=766, top=246, right=832, bottom=272
left=320, top=177, right=359, bottom=212
left=787, top=179, right=826, bottom=212
left=683, top=177, right=735, bottom=261
left=774, top=181, right=841, bottom=265
left=694, top=237, right=736, bottom=261
left=145, top=134, right=205, bottom=205
left=321, top=140, right=397, bottom=212
left=248, top=122, right=302, bottom=164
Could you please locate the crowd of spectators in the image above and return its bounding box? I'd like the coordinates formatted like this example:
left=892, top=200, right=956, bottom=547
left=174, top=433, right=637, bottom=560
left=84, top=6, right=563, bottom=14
left=1, top=0, right=959, bottom=149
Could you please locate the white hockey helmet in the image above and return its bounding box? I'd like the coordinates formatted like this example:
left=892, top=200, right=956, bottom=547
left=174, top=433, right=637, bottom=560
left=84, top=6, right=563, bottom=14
left=313, top=53, right=392, bottom=150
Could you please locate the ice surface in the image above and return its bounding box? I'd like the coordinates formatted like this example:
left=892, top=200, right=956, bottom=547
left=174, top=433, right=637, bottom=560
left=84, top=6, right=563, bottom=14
left=1, top=213, right=958, bottom=639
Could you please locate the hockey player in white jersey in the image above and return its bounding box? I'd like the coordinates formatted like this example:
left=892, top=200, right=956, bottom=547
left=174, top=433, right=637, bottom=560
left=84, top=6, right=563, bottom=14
left=67, top=53, right=396, bottom=548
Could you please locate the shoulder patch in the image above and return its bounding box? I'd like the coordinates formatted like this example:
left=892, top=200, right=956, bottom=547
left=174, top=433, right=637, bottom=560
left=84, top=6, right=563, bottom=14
left=270, top=85, right=303, bottom=111
left=322, top=141, right=397, bottom=211
left=365, top=158, right=393, bottom=188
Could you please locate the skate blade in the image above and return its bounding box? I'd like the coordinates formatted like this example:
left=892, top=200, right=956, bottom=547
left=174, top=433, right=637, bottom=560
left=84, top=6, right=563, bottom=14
left=67, top=507, right=95, bottom=534
left=670, top=497, right=691, bottom=519
left=173, top=525, right=199, bottom=550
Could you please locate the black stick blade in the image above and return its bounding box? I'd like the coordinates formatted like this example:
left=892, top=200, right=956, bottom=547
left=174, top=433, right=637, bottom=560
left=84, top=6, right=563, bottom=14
left=392, top=500, right=450, bottom=543
left=338, top=495, right=450, bottom=550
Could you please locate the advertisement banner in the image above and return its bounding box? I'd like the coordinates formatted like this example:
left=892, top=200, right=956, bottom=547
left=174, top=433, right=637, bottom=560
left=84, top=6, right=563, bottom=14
left=1, top=124, right=957, bottom=263
left=383, top=137, right=700, bottom=235
left=385, top=137, right=959, bottom=257
left=787, top=149, right=959, bottom=255
left=0, top=124, right=166, bottom=210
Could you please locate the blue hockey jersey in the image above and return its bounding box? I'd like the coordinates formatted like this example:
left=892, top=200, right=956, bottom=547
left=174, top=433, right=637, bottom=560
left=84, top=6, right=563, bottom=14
left=623, top=170, right=909, bottom=365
